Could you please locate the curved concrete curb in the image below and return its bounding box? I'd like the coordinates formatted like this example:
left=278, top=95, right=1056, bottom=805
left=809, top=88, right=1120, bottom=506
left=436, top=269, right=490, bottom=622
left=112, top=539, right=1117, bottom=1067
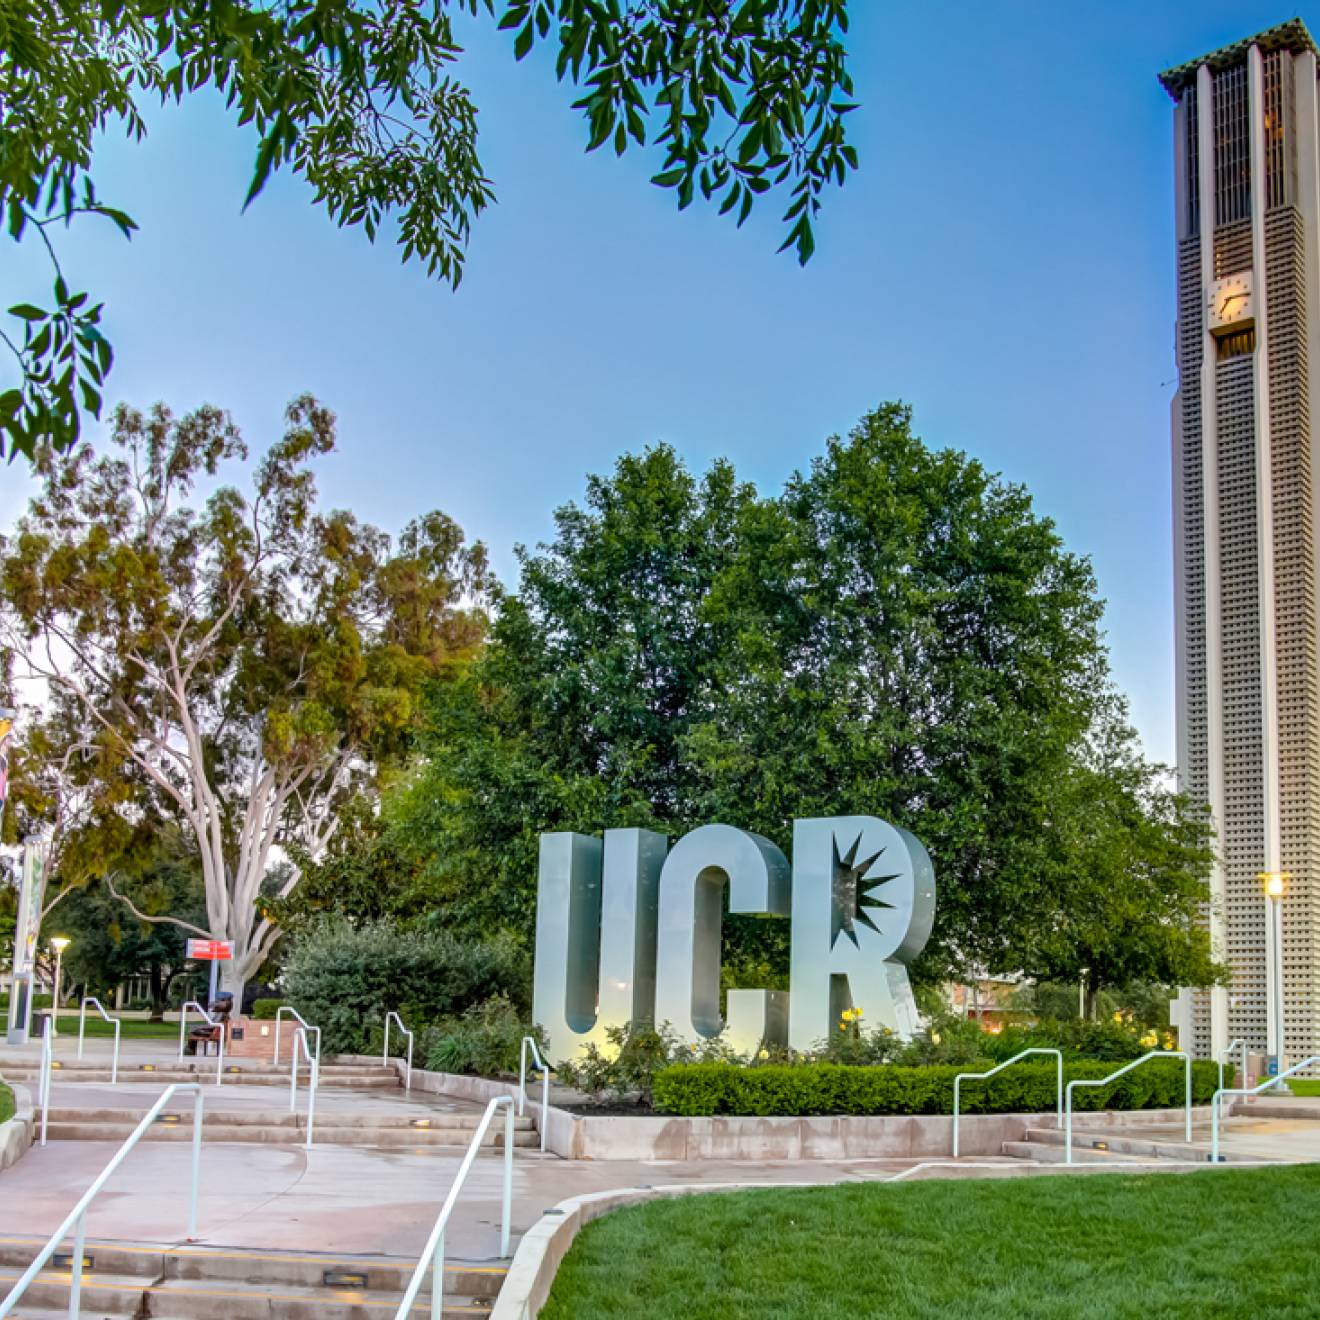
left=0, top=1081, right=35, bottom=1171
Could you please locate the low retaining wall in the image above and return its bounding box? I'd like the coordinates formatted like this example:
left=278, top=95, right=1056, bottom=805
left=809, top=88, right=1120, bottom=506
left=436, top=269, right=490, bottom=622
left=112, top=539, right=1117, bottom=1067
left=0, top=1082, right=35, bottom=1171
left=400, top=1058, right=1209, bottom=1162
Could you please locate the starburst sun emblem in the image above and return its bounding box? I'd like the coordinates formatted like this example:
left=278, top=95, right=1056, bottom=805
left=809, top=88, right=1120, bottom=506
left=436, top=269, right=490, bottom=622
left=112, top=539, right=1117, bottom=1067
left=831, top=832, right=901, bottom=949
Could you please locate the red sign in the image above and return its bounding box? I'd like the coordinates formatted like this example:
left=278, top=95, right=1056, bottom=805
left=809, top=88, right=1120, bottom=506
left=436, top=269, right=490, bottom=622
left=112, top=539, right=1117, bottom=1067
left=186, top=939, right=234, bottom=961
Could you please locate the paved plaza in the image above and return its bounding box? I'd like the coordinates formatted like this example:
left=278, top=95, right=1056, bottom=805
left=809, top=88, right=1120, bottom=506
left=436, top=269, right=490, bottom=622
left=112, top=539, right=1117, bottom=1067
left=4, top=1035, right=1320, bottom=1268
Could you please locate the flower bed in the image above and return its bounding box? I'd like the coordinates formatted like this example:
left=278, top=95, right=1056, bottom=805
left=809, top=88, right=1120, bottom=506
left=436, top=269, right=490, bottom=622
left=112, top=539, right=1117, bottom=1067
left=652, top=1058, right=1220, bottom=1117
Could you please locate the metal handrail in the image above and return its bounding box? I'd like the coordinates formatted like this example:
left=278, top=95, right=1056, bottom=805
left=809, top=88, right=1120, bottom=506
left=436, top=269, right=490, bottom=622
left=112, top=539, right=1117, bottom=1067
left=77, top=997, right=121, bottom=1085
left=1212, top=1053, right=1320, bottom=1162
left=1217, top=1038, right=1247, bottom=1097
left=518, top=1035, right=552, bottom=1155
left=274, top=1006, right=319, bottom=1068
left=1064, top=1049, right=1191, bottom=1164
left=0, top=1083, right=205, bottom=1319
left=38, top=1015, right=52, bottom=1148
left=384, top=1011, right=414, bottom=1093
left=393, top=1096, right=515, bottom=1320
left=290, top=1026, right=319, bottom=1149
left=952, top=1048, right=1062, bottom=1158
left=177, top=1001, right=226, bottom=1084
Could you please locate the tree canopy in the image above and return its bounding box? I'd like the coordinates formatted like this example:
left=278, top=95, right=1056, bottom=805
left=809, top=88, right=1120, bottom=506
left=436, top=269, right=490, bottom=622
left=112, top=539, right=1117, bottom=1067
left=0, top=395, right=490, bottom=1000
left=1, top=0, right=856, bottom=460
left=395, top=404, right=1217, bottom=994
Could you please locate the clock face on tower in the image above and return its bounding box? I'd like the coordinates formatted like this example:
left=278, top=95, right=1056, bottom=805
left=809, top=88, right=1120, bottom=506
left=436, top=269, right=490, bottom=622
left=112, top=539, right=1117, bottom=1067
left=1208, top=271, right=1255, bottom=334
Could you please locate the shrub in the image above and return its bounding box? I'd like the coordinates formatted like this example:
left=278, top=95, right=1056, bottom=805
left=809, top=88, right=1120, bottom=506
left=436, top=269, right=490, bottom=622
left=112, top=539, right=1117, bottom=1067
left=652, top=1058, right=1222, bottom=1117
left=423, top=996, right=545, bottom=1078
left=558, top=1021, right=743, bottom=1106
left=978, top=1016, right=1176, bottom=1064
left=282, top=919, right=531, bottom=1053
left=252, top=998, right=285, bottom=1020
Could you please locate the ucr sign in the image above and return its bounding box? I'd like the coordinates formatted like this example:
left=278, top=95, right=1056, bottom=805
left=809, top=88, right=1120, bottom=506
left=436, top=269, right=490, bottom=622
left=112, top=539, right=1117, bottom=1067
left=533, top=815, right=935, bottom=1061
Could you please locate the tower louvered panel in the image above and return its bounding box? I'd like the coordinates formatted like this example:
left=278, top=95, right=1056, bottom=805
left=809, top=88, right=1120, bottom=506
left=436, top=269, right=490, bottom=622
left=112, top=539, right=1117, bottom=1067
left=1165, top=25, right=1320, bottom=1068
left=1266, top=206, right=1320, bottom=1064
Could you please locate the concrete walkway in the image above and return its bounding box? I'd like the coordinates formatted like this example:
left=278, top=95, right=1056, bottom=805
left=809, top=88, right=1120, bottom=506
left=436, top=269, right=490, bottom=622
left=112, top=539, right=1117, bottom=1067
left=5, top=1035, right=1320, bottom=1267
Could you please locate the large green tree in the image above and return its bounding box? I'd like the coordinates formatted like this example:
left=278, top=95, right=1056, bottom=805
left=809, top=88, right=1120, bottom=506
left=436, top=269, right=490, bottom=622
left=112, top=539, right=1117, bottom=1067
left=1, top=0, right=856, bottom=461
left=0, top=396, right=490, bottom=1001
left=401, top=404, right=1217, bottom=992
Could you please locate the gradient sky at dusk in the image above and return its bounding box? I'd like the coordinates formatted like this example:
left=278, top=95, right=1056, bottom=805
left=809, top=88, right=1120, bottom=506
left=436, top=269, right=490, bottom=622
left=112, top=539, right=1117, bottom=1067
left=1, top=1, right=1305, bottom=765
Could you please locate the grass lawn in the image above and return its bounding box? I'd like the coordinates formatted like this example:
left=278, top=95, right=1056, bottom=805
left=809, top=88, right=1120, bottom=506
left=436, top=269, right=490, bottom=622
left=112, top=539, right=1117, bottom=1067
left=542, top=1166, right=1320, bottom=1319
left=53, top=1015, right=179, bottom=1039
left=1288, top=1079, right=1320, bottom=1097
left=0, top=1084, right=12, bottom=1125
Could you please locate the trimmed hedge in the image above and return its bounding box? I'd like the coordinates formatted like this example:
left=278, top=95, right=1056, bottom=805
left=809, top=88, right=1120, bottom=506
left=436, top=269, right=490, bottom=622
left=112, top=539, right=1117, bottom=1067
left=251, top=999, right=285, bottom=1020
left=652, top=1059, right=1222, bottom=1117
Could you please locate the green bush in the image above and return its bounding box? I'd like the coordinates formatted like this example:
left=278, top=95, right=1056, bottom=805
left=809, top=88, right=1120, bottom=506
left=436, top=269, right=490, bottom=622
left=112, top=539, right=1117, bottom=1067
left=282, top=919, right=531, bottom=1053
left=558, top=1021, right=743, bottom=1106
left=423, top=995, right=544, bottom=1078
left=980, top=1016, right=1173, bottom=1063
left=251, top=998, right=285, bottom=1020
left=0, top=993, right=52, bottom=1013
left=652, top=1058, right=1222, bottom=1117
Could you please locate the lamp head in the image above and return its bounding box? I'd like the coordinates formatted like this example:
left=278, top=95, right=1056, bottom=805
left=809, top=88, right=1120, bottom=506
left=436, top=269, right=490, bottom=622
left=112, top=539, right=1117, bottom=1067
left=50, top=935, right=71, bottom=952
left=1260, top=872, right=1288, bottom=899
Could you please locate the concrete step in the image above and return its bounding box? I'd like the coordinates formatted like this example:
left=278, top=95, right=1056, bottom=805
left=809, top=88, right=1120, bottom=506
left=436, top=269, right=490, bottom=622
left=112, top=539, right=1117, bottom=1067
left=0, top=1267, right=493, bottom=1317
left=1018, top=1125, right=1227, bottom=1163
left=1001, top=1139, right=1147, bottom=1164
left=42, top=1121, right=539, bottom=1148
left=44, top=1108, right=535, bottom=1132
left=1232, top=1100, right=1320, bottom=1120
left=0, top=1238, right=507, bottom=1301
left=2, top=1065, right=400, bottom=1090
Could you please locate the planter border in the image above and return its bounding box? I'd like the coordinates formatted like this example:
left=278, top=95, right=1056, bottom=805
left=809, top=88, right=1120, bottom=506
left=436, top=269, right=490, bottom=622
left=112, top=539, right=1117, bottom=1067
left=0, top=1081, right=35, bottom=1171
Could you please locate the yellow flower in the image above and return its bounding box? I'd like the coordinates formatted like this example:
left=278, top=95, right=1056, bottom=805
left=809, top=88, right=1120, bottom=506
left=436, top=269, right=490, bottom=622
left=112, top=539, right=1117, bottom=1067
left=758, top=1048, right=769, bottom=1060
left=839, top=1024, right=847, bottom=1032
left=1140, top=1031, right=1158, bottom=1048
left=1113, top=1011, right=1124, bottom=1023
left=930, top=1031, right=942, bottom=1045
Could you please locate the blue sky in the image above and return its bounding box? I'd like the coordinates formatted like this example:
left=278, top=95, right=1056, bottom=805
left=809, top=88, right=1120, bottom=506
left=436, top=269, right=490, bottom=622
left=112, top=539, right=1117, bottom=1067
left=0, top=1, right=1302, bottom=765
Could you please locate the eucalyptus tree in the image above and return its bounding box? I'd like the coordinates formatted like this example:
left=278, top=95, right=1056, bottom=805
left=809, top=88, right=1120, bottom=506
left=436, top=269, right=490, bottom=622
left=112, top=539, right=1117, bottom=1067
left=0, top=396, right=490, bottom=1000
left=1, top=0, right=857, bottom=460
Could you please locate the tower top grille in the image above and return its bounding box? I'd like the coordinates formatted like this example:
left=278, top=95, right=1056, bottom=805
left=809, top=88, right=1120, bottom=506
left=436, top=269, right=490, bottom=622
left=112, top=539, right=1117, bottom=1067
left=1158, top=19, right=1317, bottom=99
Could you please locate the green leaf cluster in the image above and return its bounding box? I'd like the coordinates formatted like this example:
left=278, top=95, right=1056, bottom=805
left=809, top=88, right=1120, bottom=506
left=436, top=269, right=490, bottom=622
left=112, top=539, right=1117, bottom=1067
left=652, top=1058, right=1222, bottom=1117
left=2, top=0, right=857, bottom=461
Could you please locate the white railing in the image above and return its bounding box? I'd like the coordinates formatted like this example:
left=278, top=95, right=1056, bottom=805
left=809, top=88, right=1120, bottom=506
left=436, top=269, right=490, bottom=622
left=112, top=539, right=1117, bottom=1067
left=393, top=1096, right=515, bottom=1320
left=1212, top=1053, right=1320, bottom=1162
left=276, top=1007, right=321, bottom=1145
left=77, top=997, right=121, bottom=1085
left=177, top=1001, right=225, bottom=1084
left=1064, top=1050, right=1191, bottom=1164
left=290, top=1027, right=319, bottom=1149
left=0, top=1083, right=205, bottom=1319
left=952, top=1048, right=1062, bottom=1158
left=1217, top=1038, right=1247, bottom=1098
left=518, top=1036, right=551, bottom=1155
left=274, top=1006, right=319, bottom=1068
left=38, top=1015, right=52, bottom=1149
left=384, top=1011, right=414, bottom=1093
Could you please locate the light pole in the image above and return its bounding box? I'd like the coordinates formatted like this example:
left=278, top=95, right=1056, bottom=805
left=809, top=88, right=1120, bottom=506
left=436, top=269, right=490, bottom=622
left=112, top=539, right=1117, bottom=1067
left=49, top=936, right=70, bottom=1039
left=1258, top=871, right=1288, bottom=1082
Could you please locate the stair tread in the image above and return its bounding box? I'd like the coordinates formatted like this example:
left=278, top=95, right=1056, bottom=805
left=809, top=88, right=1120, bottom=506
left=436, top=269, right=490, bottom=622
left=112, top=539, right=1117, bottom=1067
left=0, top=1267, right=494, bottom=1313
left=0, top=1236, right=506, bottom=1279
